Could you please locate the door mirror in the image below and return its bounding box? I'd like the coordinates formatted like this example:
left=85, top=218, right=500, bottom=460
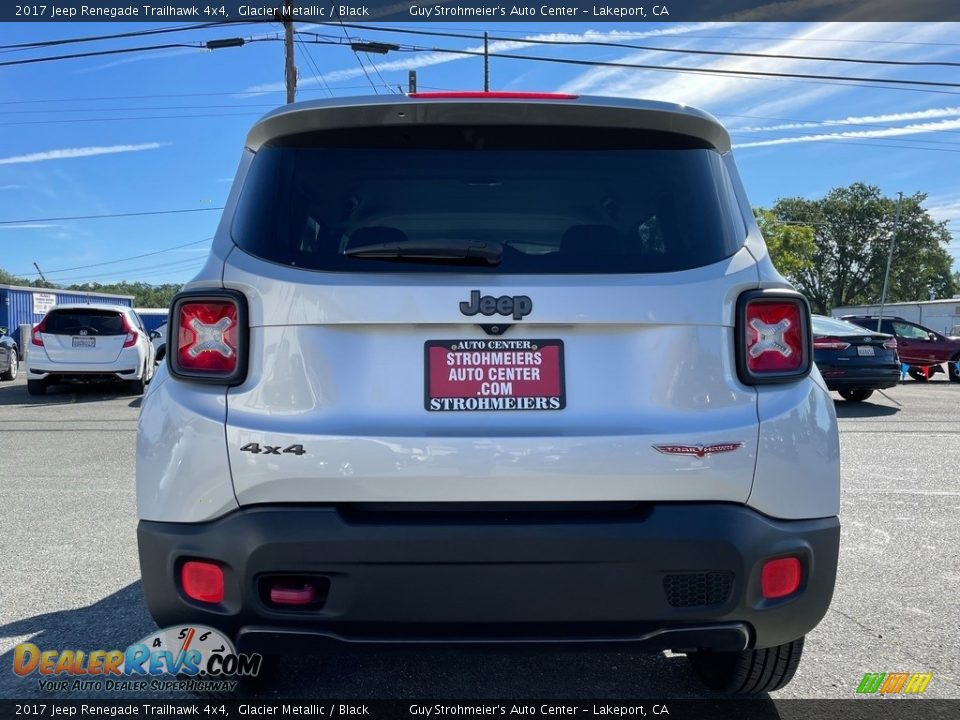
left=149, top=330, right=161, bottom=340
left=927, top=332, right=938, bottom=342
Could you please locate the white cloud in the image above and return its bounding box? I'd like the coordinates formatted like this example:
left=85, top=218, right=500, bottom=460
left=0, top=184, right=25, bottom=190
left=0, top=223, right=58, bottom=230
left=555, top=22, right=959, bottom=119
left=734, top=106, right=960, bottom=132
left=732, top=117, right=960, bottom=148
left=0, top=143, right=168, bottom=166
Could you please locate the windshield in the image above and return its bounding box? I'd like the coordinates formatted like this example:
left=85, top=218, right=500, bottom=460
left=232, top=125, right=746, bottom=274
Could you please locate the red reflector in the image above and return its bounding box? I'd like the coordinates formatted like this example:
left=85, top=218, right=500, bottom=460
left=270, top=583, right=317, bottom=606
left=177, top=301, right=238, bottom=374
left=121, top=313, right=138, bottom=348
left=408, top=91, right=578, bottom=100
left=745, top=300, right=805, bottom=373
left=181, top=561, right=224, bottom=604
left=761, top=557, right=802, bottom=599
left=31, top=317, right=47, bottom=347
left=812, top=336, right=850, bottom=351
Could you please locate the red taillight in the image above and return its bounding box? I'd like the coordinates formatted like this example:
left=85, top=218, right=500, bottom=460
left=761, top=557, right=802, bottom=599
left=169, top=291, right=246, bottom=384
left=737, top=291, right=812, bottom=384
left=813, top=336, right=851, bottom=351
left=31, top=316, right=48, bottom=346
left=177, top=301, right=237, bottom=373
left=408, top=91, right=578, bottom=100
left=121, top=314, right=138, bottom=348
left=883, top=338, right=898, bottom=350
left=181, top=560, right=224, bottom=604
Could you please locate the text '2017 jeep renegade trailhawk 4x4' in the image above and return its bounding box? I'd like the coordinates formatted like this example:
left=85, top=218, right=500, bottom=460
left=137, top=93, right=840, bottom=694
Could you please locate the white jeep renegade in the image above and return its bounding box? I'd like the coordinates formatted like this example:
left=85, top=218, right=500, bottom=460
left=137, top=93, right=840, bottom=694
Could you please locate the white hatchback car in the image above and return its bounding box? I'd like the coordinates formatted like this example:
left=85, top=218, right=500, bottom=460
left=26, top=303, right=155, bottom=395
left=136, top=94, right=840, bottom=694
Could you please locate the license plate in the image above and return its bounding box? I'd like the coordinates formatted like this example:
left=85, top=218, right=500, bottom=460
left=425, top=339, right=565, bottom=411
left=72, top=336, right=95, bottom=347
left=857, top=345, right=875, bottom=356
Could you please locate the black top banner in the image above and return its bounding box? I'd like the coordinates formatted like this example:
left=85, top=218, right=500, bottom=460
left=0, top=700, right=959, bottom=720
left=4, top=0, right=960, bottom=23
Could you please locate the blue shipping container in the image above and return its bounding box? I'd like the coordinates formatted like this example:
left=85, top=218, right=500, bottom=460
left=0, top=284, right=135, bottom=353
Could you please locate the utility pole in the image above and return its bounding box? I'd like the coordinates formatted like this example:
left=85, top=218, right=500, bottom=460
left=408, top=70, right=417, bottom=94
left=33, top=262, right=47, bottom=283
left=876, top=191, right=904, bottom=332
left=283, top=0, right=297, bottom=104
left=483, top=31, right=489, bottom=91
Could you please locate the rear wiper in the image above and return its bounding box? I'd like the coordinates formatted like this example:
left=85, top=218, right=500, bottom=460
left=344, top=239, right=502, bottom=265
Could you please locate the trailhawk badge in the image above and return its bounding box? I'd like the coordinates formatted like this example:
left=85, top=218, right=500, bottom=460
left=654, top=442, right=744, bottom=458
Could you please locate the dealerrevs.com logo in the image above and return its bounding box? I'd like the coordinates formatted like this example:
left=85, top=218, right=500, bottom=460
left=12, top=625, right=261, bottom=693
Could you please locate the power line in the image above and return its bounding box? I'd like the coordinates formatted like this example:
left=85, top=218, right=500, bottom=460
left=0, top=111, right=264, bottom=126
left=327, top=2, right=379, bottom=94
left=298, top=35, right=960, bottom=98
left=0, top=102, right=279, bottom=114
left=294, top=33, right=334, bottom=98
left=16, top=239, right=212, bottom=277
left=0, top=42, right=202, bottom=68
left=0, top=21, right=250, bottom=52
left=0, top=208, right=223, bottom=226
left=53, top=257, right=207, bottom=285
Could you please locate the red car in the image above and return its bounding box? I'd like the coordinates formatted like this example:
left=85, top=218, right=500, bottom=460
left=842, top=315, right=960, bottom=382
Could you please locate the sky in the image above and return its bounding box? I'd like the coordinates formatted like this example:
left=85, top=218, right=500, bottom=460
left=1, top=20, right=959, bottom=290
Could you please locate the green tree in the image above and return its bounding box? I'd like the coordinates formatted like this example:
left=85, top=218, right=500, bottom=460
left=753, top=208, right=816, bottom=282
left=765, top=183, right=955, bottom=314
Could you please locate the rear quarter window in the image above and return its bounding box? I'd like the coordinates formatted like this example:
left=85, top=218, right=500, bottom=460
left=232, top=125, right=746, bottom=274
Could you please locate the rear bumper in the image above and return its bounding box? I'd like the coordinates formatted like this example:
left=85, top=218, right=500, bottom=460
left=817, top=363, right=900, bottom=390
left=138, top=502, right=839, bottom=652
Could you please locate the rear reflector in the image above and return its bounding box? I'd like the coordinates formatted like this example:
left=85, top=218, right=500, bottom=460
left=813, top=336, right=851, bottom=351
left=168, top=290, right=247, bottom=385
left=736, top=290, right=812, bottom=385
left=408, top=91, right=578, bottom=100
left=181, top=561, right=224, bottom=604
left=269, top=583, right=317, bottom=606
left=761, top=557, right=802, bottom=599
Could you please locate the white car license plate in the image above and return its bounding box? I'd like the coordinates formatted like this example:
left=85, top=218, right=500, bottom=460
left=72, top=337, right=95, bottom=348
left=857, top=345, right=875, bottom=356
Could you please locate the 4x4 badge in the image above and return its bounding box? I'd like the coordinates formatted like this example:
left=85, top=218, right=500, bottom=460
left=460, top=290, right=532, bottom=321
left=654, top=442, right=744, bottom=458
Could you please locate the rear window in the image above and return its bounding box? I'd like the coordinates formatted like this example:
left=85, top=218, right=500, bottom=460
left=813, top=316, right=871, bottom=335
left=232, top=125, right=745, bottom=274
left=44, top=309, right=125, bottom=335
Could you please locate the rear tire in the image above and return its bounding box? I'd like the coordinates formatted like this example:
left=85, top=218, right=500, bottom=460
left=907, top=367, right=929, bottom=382
left=27, top=379, right=47, bottom=396
left=127, top=364, right=146, bottom=395
left=838, top=388, right=873, bottom=402
left=687, top=636, right=804, bottom=695
left=0, top=352, right=17, bottom=381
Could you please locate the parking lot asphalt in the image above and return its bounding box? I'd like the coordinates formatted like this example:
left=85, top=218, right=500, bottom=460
left=0, top=374, right=958, bottom=701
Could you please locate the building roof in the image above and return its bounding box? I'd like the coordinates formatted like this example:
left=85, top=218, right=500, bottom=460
left=0, top=283, right=134, bottom=300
